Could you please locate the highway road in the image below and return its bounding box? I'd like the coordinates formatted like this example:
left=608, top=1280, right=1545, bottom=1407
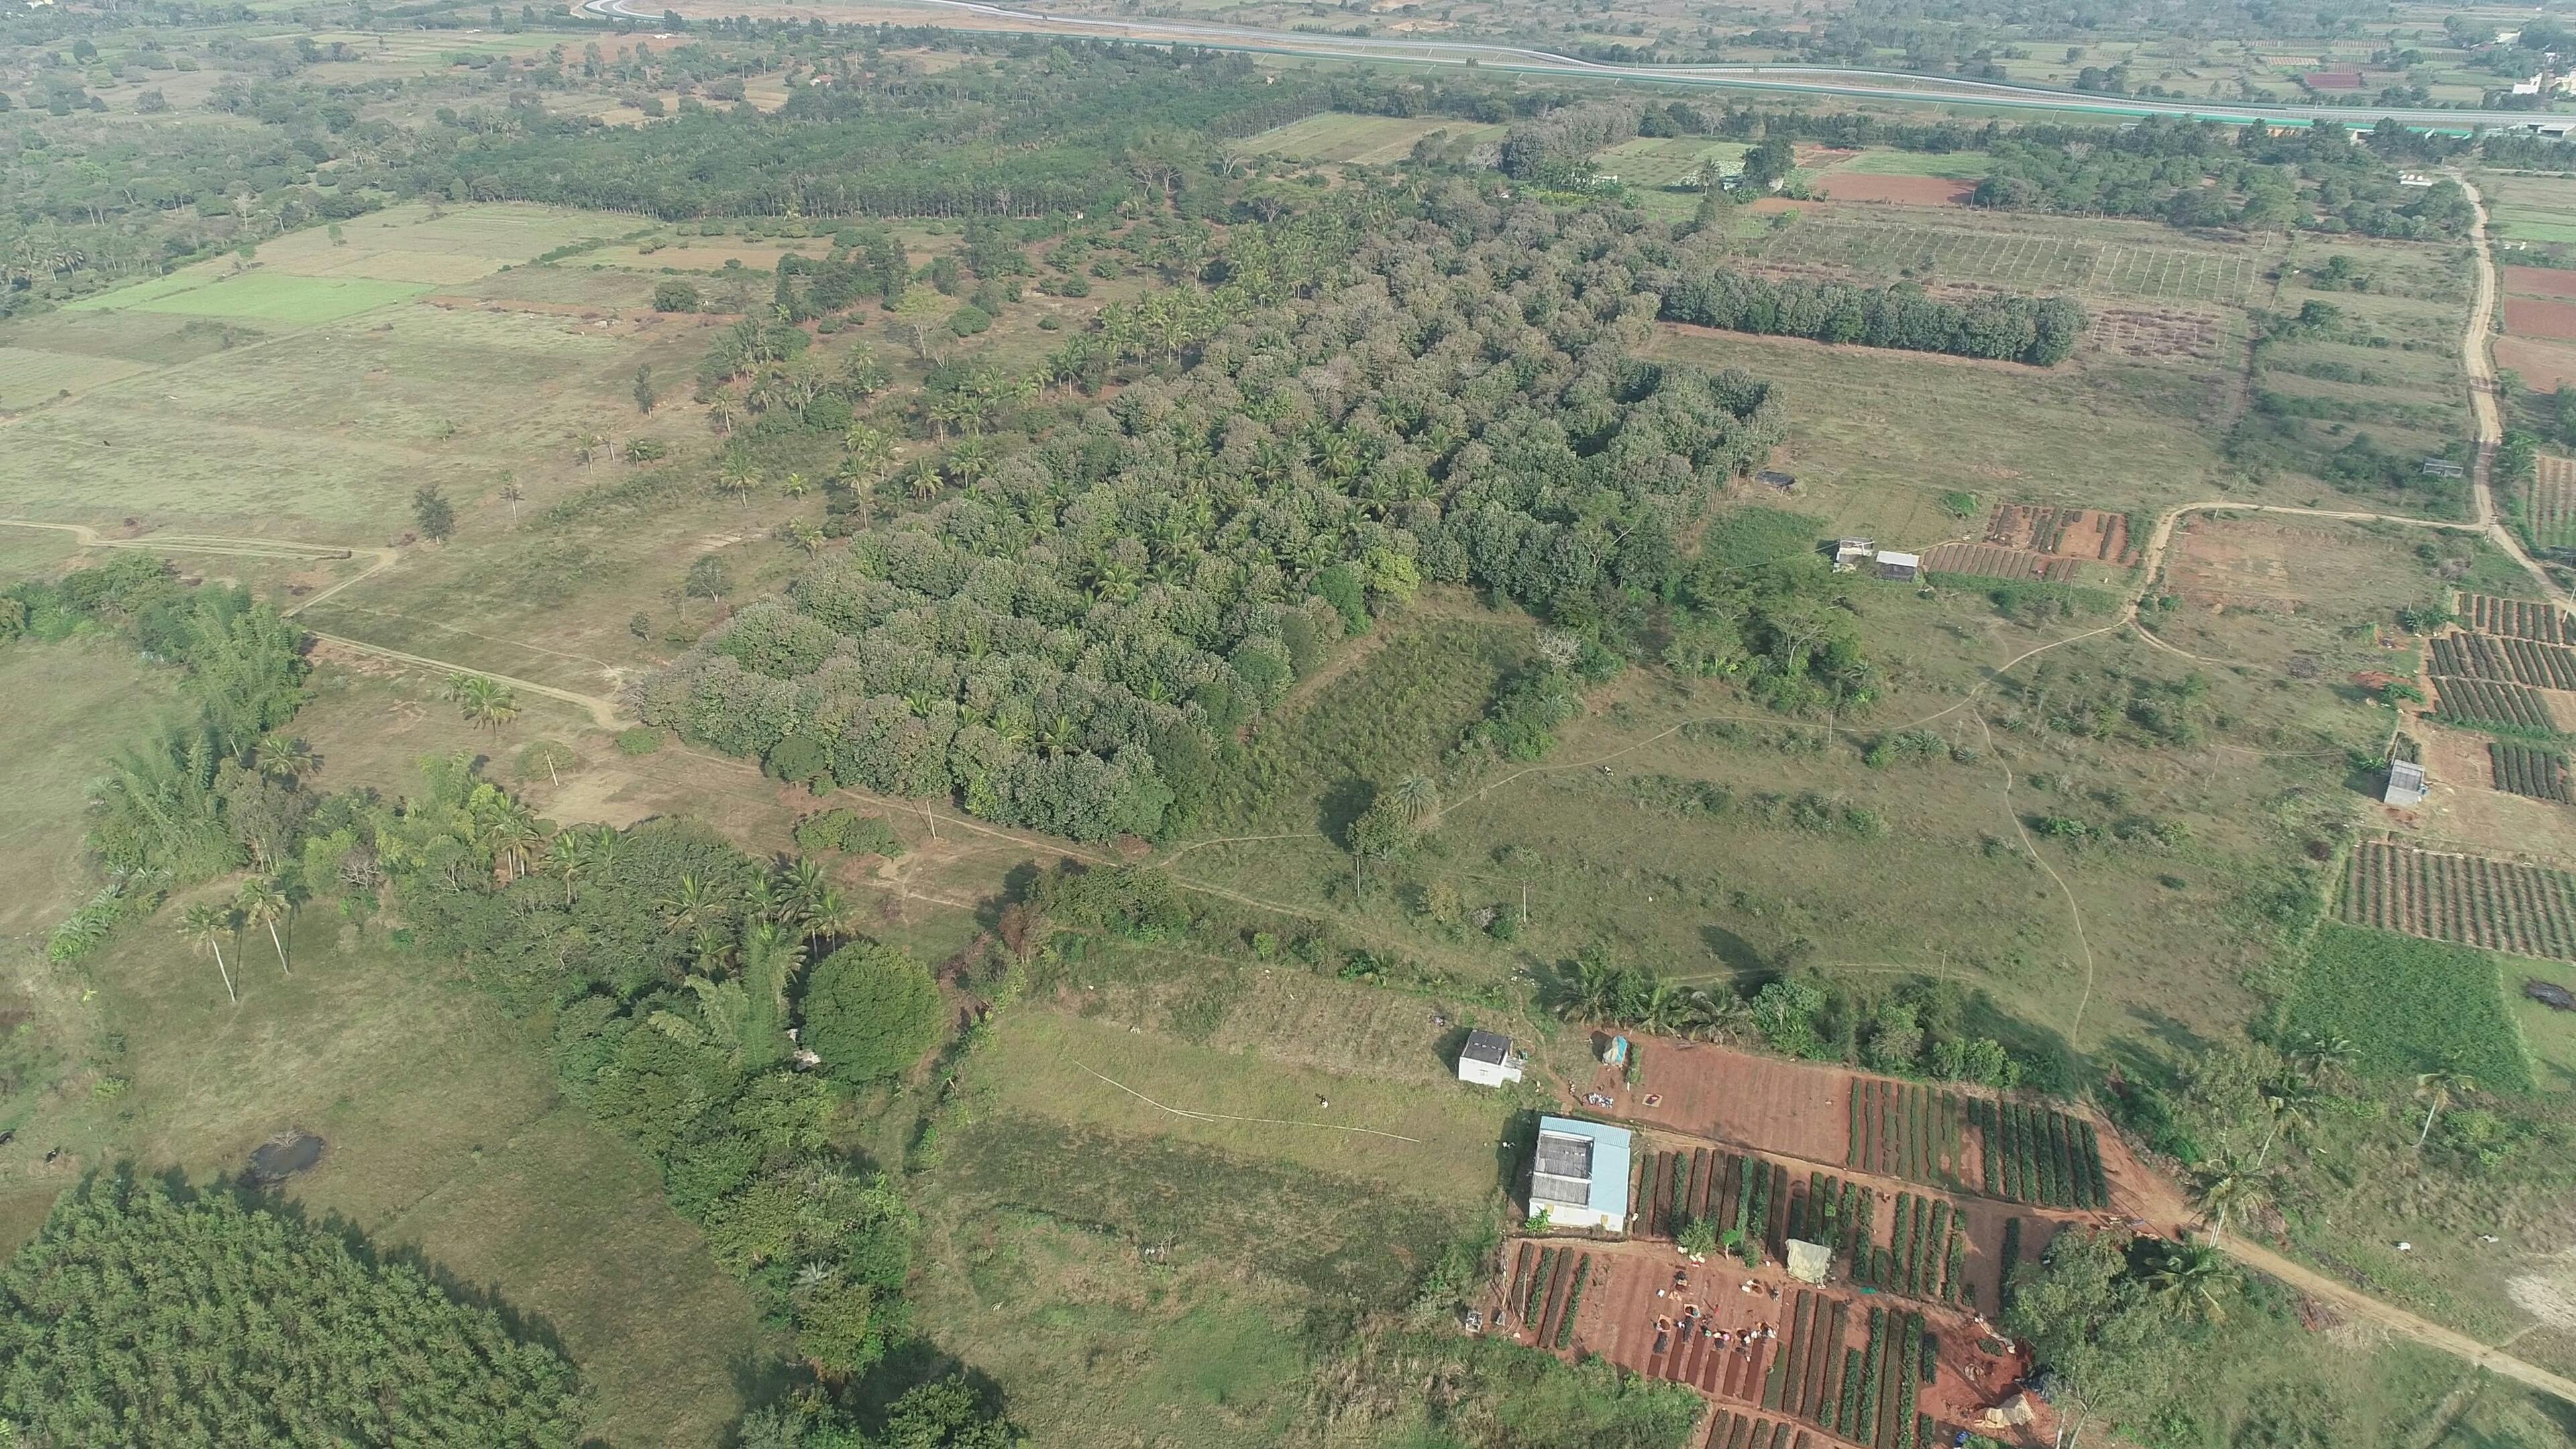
left=585, top=0, right=2576, bottom=130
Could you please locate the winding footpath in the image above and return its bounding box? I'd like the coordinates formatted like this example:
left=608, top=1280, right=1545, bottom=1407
left=0, top=519, right=622, bottom=728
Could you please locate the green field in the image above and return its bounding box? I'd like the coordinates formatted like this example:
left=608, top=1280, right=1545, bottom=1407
left=1829, top=149, right=1994, bottom=179
left=68, top=271, right=433, bottom=324
left=2285, top=922, right=2534, bottom=1091
left=1242, top=110, right=1505, bottom=164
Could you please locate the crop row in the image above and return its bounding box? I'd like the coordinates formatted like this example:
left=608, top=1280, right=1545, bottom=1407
left=2431, top=674, right=2559, bottom=735
left=1997, top=1218, right=2024, bottom=1318
left=1845, top=1079, right=1968, bottom=1187
left=2432, top=631, right=2576, bottom=691
left=2463, top=592, right=2573, bottom=645
left=1636, top=1146, right=1787, bottom=1253
left=1705, top=1409, right=1805, bottom=1449
left=1969, top=1098, right=2108, bottom=1209
left=1554, top=1255, right=1590, bottom=1350
left=2343, top=838, right=2576, bottom=961
left=2489, top=741, right=2574, bottom=803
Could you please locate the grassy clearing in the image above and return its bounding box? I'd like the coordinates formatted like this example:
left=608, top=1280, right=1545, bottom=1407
left=971, top=1009, right=1514, bottom=1199
left=0, top=657, right=769, bottom=1445
left=0, top=348, right=151, bottom=410
left=0, top=298, right=692, bottom=537
left=2285, top=922, right=2533, bottom=1091
left=68, top=270, right=431, bottom=324
left=2510, top=957, right=2576, bottom=1092
left=932, top=1109, right=1471, bottom=1309
left=1241, top=111, right=1505, bottom=165
left=50, top=923, right=773, bottom=1446
left=1175, top=598, right=2373, bottom=1058
left=912, top=1205, right=1315, bottom=1447
left=1223, top=610, right=1526, bottom=828
left=1597, top=136, right=1751, bottom=188
left=0, top=639, right=178, bottom=935
left=1640, top=326, right=2239, bottom=539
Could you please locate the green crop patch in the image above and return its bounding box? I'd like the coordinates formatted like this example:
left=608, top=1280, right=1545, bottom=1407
left=2285, top=922, right=2533, bottom=1091
left=87, top=272, right=433, bottom=325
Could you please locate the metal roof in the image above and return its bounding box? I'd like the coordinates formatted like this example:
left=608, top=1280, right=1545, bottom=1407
left=1462, top=1029, right=1514, bottom=1065
left=1532, top=1116, right=1633, bottom=1220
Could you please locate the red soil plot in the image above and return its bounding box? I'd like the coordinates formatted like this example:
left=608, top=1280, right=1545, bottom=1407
left=1814, top=173, right=1973, bottom=206
left=2506, top=265, right=2576, bottom=299
left=2506, top=297, right=2576, bottom=341
left=1595, top=1038, right=1851, bottom=1166
left=2496, top=336, right=2576, bottom=394
left=1572, top=1242, right=1784, bottom=1397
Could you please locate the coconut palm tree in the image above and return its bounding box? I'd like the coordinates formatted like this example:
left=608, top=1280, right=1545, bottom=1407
left=1684, top=989, right=1755, bottom=1044
left=901, top=457, right=945, bottom=505
left=1387, top=773, right=1441, bottom=832
left=480, top=801, right=547, bottom=883
left=254, top=735, right=319, bottom=786
left=2190, top=1157, right=2273, bottom=1247
left=449, top=676, right=521, bottom=734
left=2144, top=1240, right=2235, bottom=1322
left=2287, top=1030, right=2358, bottom=1091
left=2254, top=1080, right=2318, bottom=1168
left=179, top=901, right=238, bottom=1005
left=551, top=824, right=618, bottom=906
left=780, top=471, right=811, bottom=500
left=659, top=873, right=722, bottom=935
left=2414, top=1065, right=2478, bottom=1150
left=235, top=878, right=290, bottom=977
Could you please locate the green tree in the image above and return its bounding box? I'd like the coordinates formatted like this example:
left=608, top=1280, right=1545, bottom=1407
left=412, top=486, right=455, bottom=544
left=802, top=939, right=941, bottom=1086
left=635, top=364, right=658, bottom=413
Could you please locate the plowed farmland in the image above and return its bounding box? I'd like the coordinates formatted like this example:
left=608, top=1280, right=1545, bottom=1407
left=2489, top=741, right=2575, bottom=802
left=2507, top=297, right=2576, bottom=340
left=2429, top=630, right=2576, bottom=690
left=2461, top=592, right=2574, bottom=643
left=2430, top=675, right=2559, bottom=735
left=1921, top=543, right=2071, bottom=582
left=2342, top=838, right=2576, bottom=960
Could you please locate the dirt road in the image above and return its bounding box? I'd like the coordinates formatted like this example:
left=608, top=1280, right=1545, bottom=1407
left=2454, top=175, right=2573, bottom=608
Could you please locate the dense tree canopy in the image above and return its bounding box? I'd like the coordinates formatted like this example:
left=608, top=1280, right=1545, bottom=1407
left=0, top=1175, right=583, bottom=1446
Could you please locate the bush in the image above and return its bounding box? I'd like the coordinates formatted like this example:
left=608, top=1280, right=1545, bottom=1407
left=653, top=280, right=700, bottom=312
left=792, top=807, right=906, bottom=858
left=615, top=727, right=663, bottom=755
left=803, top=939, right=943, bottom=1086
